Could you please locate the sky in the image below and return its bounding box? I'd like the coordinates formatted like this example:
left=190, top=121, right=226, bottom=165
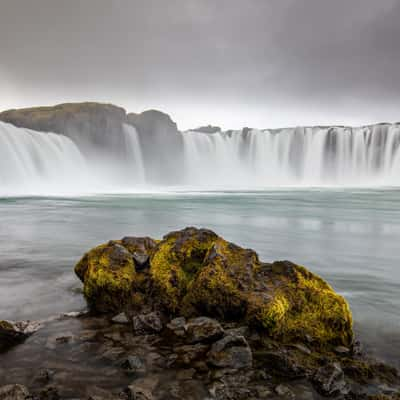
left=1, top=0, right=400, bottom=130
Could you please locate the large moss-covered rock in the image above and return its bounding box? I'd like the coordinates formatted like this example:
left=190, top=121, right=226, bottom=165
left=75, top=227, right=353, bottom=347
left=75, top=237, right=157, bottom=313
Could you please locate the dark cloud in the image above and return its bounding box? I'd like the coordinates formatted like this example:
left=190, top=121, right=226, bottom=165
left=1, top=0, right=400, bottom=129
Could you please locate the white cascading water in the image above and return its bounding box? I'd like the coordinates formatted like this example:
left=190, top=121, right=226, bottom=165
left=0, top=121, right=90, bottom=195
left=181, top=125, right=400, bottom=187
left=2, top=120, right=400, bottom=195
left=121, top=123, right=145, bottom=183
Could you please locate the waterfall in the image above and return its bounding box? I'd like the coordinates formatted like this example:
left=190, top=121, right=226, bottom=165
left=181, top=125, right=400, bottom=187
left=0, top=121, right=89, bottom=195
left=2, top=119, right=400, bottom=195
left=120, top=123, right=146, bottom=184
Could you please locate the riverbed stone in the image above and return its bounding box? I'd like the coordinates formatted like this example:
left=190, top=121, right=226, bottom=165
left=207, top=334, right=252, bottom=369
left=0, top=320, right=41, bottom=351
left=0, top=385, right=30, bottom=400
left=185, top=317, right=224, bottom=344
left=313, top=362, right=348, bottom=396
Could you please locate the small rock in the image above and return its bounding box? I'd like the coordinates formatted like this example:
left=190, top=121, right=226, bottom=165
left=256, top=350, right=306, bottom=378
left=0, top=320, right=41, bottom=351
left=32, top=368, right=55, bottom=385
left=111, top=313, right=129, bottom=324
left=313, top=362, right=348, bottom=396
left=133, top=312, right=163, bottom=334
left=166, top=317, right=186, bottom=337
left=87, top=386, right=115, bottom=400
left=61, top=310, right=86, bottom=318
left=125, top=376, right=159, bottom=400
left=132, top=252, right=149, bottom=269
left=0, top=384, right=30, bottom=400
left=176, top=368, right=196, bottom=380
left=37, top=387, right=59, bottom=400
left=351, top=340, right=362, bottom=356
left=122, top=355, right=146, bottom=374
left=173, top=343, right=209, bottom=366
left=100, top=346, right=126, bottom=362
left=334, top=345, right=350, bottom=355
left=55, top=335, right=73, bottom=344
left=254, top=386, right=272, bottom=398
left=207, top=334, right=252, bottom=369
left=185, top=317, right=224, bottom=344
left=275, top=384, right=295, bottom=399
left=293, top=343, right=311, bottom=355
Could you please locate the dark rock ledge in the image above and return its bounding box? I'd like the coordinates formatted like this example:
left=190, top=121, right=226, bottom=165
left=1, top=227, right=399, bottom=400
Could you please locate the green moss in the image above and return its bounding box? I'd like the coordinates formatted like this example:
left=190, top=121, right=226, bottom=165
left=74, top=227, right=354, bottom=348
left=0, top=320, right=14, bottom=331
left=248, top=262, right=353, bottom=346
left=74, top=242, right=136, bottom=313
left=150, top=228, right=218, bottom=312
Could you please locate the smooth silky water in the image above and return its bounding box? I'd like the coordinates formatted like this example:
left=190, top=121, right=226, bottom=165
left=0, top=189, right=399, bottom=370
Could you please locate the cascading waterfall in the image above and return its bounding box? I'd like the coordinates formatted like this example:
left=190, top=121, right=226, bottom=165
left=181, top=125, right=400, bottom=187
left=0, top=121, right=90, bottom=195
left=2, top=119, right=400, bottom=195
left=121, top=124, right=145, bottom=183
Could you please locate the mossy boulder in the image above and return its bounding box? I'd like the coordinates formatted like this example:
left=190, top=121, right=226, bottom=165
left=75, top=237, right=157, bottom=313
left=75, top=227, right=353, bottom=347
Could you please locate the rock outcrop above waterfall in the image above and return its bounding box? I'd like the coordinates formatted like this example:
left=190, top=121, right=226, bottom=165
left=0, top=103, right=127, bottom=154
left=127, top=110, right=183, bottom=183
left=192, top=125, right=222, bottom=134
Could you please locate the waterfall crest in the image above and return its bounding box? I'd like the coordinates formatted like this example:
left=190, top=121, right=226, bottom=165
left=0, top=121, right=89, bottom=195
left=181, top=125, right=400, bottom=187
left=2, top=119, right=400, bottom=195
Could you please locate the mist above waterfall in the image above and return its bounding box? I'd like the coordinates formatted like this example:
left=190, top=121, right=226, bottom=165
left=2, top=118, right=400, bottom=196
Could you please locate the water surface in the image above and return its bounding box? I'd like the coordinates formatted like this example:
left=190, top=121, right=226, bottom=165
left=0, top=189, right=399, bottom=366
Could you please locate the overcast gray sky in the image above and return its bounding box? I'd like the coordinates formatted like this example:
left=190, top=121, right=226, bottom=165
left=1, top=0, right=400, bottom=129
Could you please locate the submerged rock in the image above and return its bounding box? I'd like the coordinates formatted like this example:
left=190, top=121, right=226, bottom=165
left=0, top=320, right=41, bottom=351
left=75, top=227, right=353, bottom=348
left=0, top=385, right=29, bottom=400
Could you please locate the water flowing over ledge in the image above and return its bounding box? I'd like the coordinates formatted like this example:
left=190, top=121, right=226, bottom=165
left=2, top=119, right=400, bottom=196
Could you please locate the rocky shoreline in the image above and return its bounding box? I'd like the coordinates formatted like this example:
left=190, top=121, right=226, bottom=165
left=1, top=227, right=399, bottom=399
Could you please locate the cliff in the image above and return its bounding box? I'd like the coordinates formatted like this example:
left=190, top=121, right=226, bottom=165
left=0, top=103, right=127, bottom=155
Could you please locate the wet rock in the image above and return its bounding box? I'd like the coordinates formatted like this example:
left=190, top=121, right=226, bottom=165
left=133, top=312, right=163, bottom=334
left=122, top=355, right=146, bottom=374
left=86, top=386, right=115, bottom=400
left=255, top=350, right=306, bottom=378
left=334, top=345, right=350, bottom=355
left=32, top=369, right=55, bottom=385
left=125, top=376, right=159, bottom=400
left=313, top=362, right=348, bottom=396
left=37, top=387, right=59, bottom=400
left=185, top=317, right=224, bottom=344
left=166, top=317, right=186, bottom=338
left=292, top=343, right=311, bottom=355
left=0, top=385, right=30, bottom=400
left=111, top=313, right=129, bottom=324
left=100, top=346, right=126, bottom=363
left=0, top=320, right=41, bottom=351
left=176, top=368, right=196, bottom=380
left=173, top=343, right=209, bottom=366
left=207, top=334, right=252, bottom=369
left=275, top=384, right=295, bottom=399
